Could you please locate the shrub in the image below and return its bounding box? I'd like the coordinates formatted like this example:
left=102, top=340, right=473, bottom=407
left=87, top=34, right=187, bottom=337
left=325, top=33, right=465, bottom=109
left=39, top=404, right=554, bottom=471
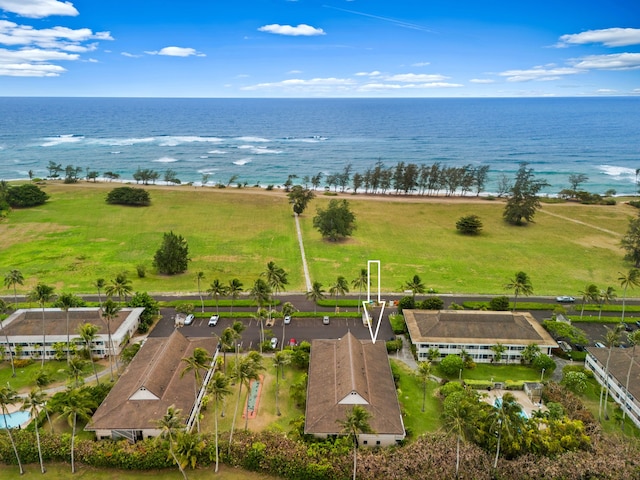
left=105, top=186, right=150, bottom=206
left=386, top=337, right=402, bottom=353
left=153, top=231, right=190, bottom=275
left=419, top=296, right=444, bottom=310
left=389, top=313, right=407, bottom=334
left=488, top=295, right=510, bottom=311
left=397, top=296, right=415, bottom=313
left=135, top=264, right=146, bottom=278
left=7, top=183, right=49, bottom=207
left=439, top=354, right=464, bottom=376
left=456, top=214, right=483, bottom=235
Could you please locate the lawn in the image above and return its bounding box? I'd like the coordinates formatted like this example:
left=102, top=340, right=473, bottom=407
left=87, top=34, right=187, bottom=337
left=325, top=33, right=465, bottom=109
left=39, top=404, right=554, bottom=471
left=0, top=359, right=101, bottom=393
left=0, top=182, right=635, bottom=296
left=455, top=363, right=546, bottom=383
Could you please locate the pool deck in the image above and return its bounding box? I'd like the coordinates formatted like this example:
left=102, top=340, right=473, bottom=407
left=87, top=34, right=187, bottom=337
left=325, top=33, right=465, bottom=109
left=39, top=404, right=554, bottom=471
left=481, top=389, right=547, bottom=418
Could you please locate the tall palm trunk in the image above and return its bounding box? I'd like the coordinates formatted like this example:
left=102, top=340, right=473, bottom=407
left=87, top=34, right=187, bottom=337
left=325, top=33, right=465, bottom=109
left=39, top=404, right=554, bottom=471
left=228, top=381, right=243, bottom=455
left=168, top=436, right=188, bottom=480
left=1, top=407, right=24, bottom=474
left=214, top=396, right=221, bottom=472
left=0, top=321, right=16, bottom=377
left=35, top=414, right=45, bottom=473
left=71, top=413, right=77, bottom=473
left=621, top=344, right=636, bottom=430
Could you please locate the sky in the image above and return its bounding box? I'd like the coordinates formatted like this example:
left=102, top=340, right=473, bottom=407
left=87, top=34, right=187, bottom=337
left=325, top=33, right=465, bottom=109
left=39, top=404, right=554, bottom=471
left=0, top=0, right=639, bottom=97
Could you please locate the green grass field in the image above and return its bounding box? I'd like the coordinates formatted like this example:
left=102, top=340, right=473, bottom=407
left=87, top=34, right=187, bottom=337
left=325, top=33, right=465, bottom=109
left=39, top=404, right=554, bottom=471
left=0, top=182, right=635, bottom=296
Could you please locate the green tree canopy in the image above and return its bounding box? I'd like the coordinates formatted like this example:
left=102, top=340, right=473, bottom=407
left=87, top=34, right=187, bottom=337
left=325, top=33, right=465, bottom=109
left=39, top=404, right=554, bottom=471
left=621, top=214, right=640, bottom=267
left=7, top=183, right=49, bottom=208
left=154, top=231, right=190, bottom=275
left=312, top=199, right=356, bottom=241
left=456, top=214, right=483, bottom=235
left=287, top=185, right=316, bottom=214
left=106, top=186, right=151, bottom=206
left=503, top=162, right=548, bottom=225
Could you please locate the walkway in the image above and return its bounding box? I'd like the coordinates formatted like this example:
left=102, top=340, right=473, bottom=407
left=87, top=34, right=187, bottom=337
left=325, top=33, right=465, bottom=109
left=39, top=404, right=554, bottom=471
left=294, top=213, right=312, bottom=292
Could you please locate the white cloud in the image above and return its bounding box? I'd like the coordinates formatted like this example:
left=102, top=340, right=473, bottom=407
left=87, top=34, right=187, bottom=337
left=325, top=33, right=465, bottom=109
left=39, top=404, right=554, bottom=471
left=570, top=53, right=640, bottom=71
left=145, top=46, right=205, bottom=57
left=0, top=47, right=78, bottom=62
left=360, top=82, right=462, bottom=91
left=0, top=0, right=78, bottom=18
left=499, top=66, right=582, bottom=82
left=470, top=78, right=495, bottom=84
left=0, top=20, right=112, bottom=49
left=412, top=62, right=431, bottom=67
left=258, top=24, right=325, bottom=36
left=385, top=73, right=448, bottom=82
left=121, top=51, right=141, bottom=58
left=0, top=62, right=66, bottom=76
left=557, top=27, right=640, bottom=47
left=355, top=70, right=381, bottom=77
left=287, top=69, right=302, bottom=74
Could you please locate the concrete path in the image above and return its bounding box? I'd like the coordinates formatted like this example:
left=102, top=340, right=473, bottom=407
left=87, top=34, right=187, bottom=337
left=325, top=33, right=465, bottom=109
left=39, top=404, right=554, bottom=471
left=294, top=213, right=312, bottom=293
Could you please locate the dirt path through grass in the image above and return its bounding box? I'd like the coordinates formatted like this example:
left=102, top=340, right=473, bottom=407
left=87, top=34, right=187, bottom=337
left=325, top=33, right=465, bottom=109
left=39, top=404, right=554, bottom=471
left=538, top=208, right=622, bottom=237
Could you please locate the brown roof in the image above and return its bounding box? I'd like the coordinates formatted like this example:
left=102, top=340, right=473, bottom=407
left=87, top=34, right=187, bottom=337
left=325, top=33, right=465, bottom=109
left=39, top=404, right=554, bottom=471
left=86, top=330, right=215, bottom=432
left=586, top=347, right=640, bottom=401
left=4, top=308, right=130, bottom=336
left=404, top=309, right=557, bottom=346
left=305, top=332, right=404, bottom=436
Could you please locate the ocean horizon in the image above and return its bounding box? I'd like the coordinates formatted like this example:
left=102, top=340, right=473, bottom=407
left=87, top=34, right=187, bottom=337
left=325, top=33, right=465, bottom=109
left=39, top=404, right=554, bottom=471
left=1, top=96, right=639, bottom=196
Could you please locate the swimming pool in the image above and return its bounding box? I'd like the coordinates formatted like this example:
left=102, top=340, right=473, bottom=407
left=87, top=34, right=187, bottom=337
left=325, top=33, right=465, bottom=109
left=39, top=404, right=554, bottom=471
left=494, top=397, right=530, bottom=420
left=0, top=411, right=30, bottom=429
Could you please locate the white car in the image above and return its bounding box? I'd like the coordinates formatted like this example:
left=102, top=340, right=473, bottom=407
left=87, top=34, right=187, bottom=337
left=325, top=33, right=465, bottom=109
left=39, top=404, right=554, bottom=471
left=270, top=337, right=278, bottom=349
left=184, top=314, right=195, bottom=325
left=323, top=316, right=330, bottom=325
left=556, top=296, right=575, bottom=303
left=208, top=315, right=219, bottom=326
left=284, top=315, right=291, bottom=325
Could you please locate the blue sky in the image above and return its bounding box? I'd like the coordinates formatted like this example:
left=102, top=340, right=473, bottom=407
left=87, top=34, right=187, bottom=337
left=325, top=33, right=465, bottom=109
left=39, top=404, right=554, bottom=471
left=0, top=0, right=639, bottom=97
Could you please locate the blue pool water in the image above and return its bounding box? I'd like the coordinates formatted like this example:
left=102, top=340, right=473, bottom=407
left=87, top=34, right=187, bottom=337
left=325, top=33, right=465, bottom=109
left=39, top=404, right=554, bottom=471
left=0, top=411, right=30, bottom=429
left=494, top=397, right=529, bottom=420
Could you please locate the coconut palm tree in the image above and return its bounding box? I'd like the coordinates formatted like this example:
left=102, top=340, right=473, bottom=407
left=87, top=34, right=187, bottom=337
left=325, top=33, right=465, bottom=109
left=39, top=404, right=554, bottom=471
left=101, top=299, right=121, bottom=380
left=599, top=323, right=624, bottom=421
left=250, top=277, right=271, bottom=312
left=262, top=261, right=288, bottom=315
left=105, top=272, right=133, bottom=304
left=443, top=387, right=478, bottom=478
left=0, top=298, right=16, bottom=377
left=28, top=282, right=55, bottom=367
left=0, top=384, right=24, bottom=475
left=207, top=279, right=228, bottom=315
left=273, top=350, right=291, bottom=416
left=490, top=392, right=525, bottom=469
left=22, top=388, right=47, bottom=473
left=329, top=276, right=349, bottom=313
left=490, top=343, right=507, bottom=364
left=59, top=387, right=96, bottom=474
left=195, top=271, right=205, bottom=313
left=504, top=271, right=533, bottom=311
left=306, top=281, right=326, bottom=314
left=227, top=278, right=243, bottom=314
left=415, top=361, right=432, bottom=412
left=94, top=278, right=106, bottom=308
left=579, top=283, right=599, bottom=320
left=404, top=274, right=426, bottom=302
left=34, top=370, right=54, bottom=432
left=57, top=292, right=82, bottom=364
left=337, top=405, right=373, bottom=480
left=280, top=302, right=297, bottom=351
left=77, top=322, right=101, bottom=384
left=228, top=353, right=263, bottom=451
left=156, top=405, right=188, bottom=480
left=207, top=371, right=231, bottom=473
left=181, top=347, right=212, bottom=432
left=352, top=268, right=369, bottom=313
left=622, top=330, right=640, bottom=430
left=597, top=286, right=616, bottom=320
left=3, top=269, right=24, bottom=309
left=618, top=269, right=640, bottom=323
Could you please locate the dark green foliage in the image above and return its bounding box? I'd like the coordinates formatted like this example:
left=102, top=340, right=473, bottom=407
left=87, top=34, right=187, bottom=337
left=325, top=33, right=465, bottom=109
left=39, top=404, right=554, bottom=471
left=542, top=319, right=589, bottom=345
left=455, top=214, right=483, bottom=235
left=105, top=186, right=151, bottom=206
left=127, top=291, right=159, bottom=333
left=312, top=199, right=356, bottom=241
left=53, top=295, right=86, bottom=309
left=287, top=185, right=316, bottom=215
left=153, top=231, right=190, bottom=275
left=621, top=213, right=640, bottom=267
left=7, top=183, right=49, bottom=207
left=488, top=295, right=510, bottom=311
left=397, top=295, right=415, bottom=313
left=532, top=353, right=556, bottom=373
left=120, top=342, right=141, bottom=364
left=419, top=296, right=444, bottom=310
left=439, top=354, right=464, bottom=376
left=503, top=162, right=549, bottom=225
left=386, top=337, right=403, bottom=353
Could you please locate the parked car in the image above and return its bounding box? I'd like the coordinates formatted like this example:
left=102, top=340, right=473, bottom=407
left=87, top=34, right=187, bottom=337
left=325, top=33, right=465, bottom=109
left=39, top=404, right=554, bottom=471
left=208, top=314, right=219, bottom=326
left=636, top=320, right=640, bottom=329
left=270, top=337, right=278, bottom=349
left=556, top=296, right=575, bottom=303
left=621, top=322, right=632, bottom=332
left=595, top=342, right=605, bottom=348
left=288, top=338, right=297, bottom=347
left=184, top=314, right=195, bottom=325
left=323, top=316, right=330, bottom=325
left=284, top=315, right=291, bottom=325
left=557, top=340, right=572, bottom=353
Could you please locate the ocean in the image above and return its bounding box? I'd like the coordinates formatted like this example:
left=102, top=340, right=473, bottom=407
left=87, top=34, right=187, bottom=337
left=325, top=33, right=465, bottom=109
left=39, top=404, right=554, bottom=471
left=0, top=96, right=639, bottom=195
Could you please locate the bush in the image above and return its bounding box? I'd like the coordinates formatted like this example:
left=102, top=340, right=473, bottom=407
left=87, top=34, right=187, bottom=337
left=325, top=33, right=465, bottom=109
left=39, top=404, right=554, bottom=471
left=488, top=295, right=510, bottom=311
left=439, top=354, right=464, bottom=376
left=7, top=183, right=49, bottom=207
left=105, top=186, right=151, bottom=206
left=389, top=314, right=407, bottom=334
left=455, top=214, right=483, bottom=235
left=397, top=296, right=415, bottom=313
left=153, top=231, right=190, bottom=275
left=386, top=337, right=402, bottom=353
left=419, top=296, right=444, bottom=310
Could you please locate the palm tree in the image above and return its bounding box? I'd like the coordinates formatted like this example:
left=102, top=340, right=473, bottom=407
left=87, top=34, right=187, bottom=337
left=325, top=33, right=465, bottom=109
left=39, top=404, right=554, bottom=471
left=101, top=299, right=121, bottom=380
left=77, top=322, right=101, bottom=384
left=94, top=277, right=106, bottom=308
left=181, top=347, right=212, bottom=432
left=207, top=279, right=229, bottom=315
left=4, top=269, right=24, bottom=309
left=207, top=371, right=231, bottom=472
left=59, top=388, right=96, bottom=474
left=34, top=370, right=54, bottom=432
left=329, top=276, right=349, bottom=313
left=490, top=343, right=507, bottom=364
left=195, top=272, right=205, bottom=313
left=67, top=357, right=87, bottom=388
left=597, top=286, right=616, bottom=320
left=262, top=261, right=288, bottom=315
left=22, top=388, right=47, bottom=473
left=337, top=405, right=373, bottom=480
left=250, top=277, right=271, bottom=312
left=28, top=282, right=55, bottom=367
left=579, top=283, right=599, bottom=320
left=156, top=405, right=188, bottom=480
left=619, top=268, right=640, bottom=323
left=599, top=323, right=623, bottom=421
left=227, top=278, right=243, bottom=314
left=0, top=298, right=16, bottom=377
left=57, top=292, right=82, bottom=364
left=504, top=271, right=533, bottom=311
left=444, top=388, right=477, bottom=477
left=105, top=272, right=132, bottom=304
left=490, top=392, right=525, bottom=469
left=622, top=330, right=640, bottom=430
left=228, top=353, right=263, bottom=451
left=280, top=302, right=298, bottom=351
left=416, top=361, right=432, bottom=412
left=273, top=350, right=291, bottom=416
left=252, top=308, right=268, bottom=353
left=352, top=268, right=369, bottom=313
left=404, top=274, right=426, bottom=301
left=0, top=384, right=24, bottom=475
left=306, top=281, right=326, bottom=314
left=521, top=343, right=541, bottom=365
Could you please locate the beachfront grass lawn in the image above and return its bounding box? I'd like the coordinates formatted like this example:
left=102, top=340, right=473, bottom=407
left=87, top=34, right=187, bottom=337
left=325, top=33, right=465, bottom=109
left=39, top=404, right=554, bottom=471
left=438, top=363, right=545, bottom=383
left=0, top=462, right=278, bottom=479
left=0, top=181, right=633, bottom=296
left=390, top=359, right=442, bottom=436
